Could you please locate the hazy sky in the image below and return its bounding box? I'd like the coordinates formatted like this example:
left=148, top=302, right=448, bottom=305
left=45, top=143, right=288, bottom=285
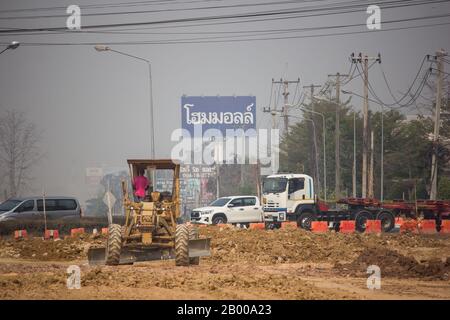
left=0, top=0, right=449, bottom=204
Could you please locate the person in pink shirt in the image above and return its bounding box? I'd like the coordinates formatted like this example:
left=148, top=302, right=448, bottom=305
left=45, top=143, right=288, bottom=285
left=132, top=169, right=150, bottom=202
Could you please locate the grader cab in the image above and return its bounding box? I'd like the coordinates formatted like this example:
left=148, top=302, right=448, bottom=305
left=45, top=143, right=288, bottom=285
left=87, top=159, right=210, bottom=266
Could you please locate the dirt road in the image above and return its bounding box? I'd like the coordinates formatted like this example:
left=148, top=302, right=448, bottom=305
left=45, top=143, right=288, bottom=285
left=0, top=226, right=449, bottom=299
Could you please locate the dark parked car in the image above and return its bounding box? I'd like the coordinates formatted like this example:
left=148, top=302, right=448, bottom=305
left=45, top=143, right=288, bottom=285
left=0, top=196, right=82, bottom=223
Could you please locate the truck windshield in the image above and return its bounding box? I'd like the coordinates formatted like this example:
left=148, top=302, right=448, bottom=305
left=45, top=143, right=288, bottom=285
left=263, top=178, right=288, bottom=194
left=0, top=199, right=21, bottom=212
left=209, top=198, right=231, bottom=207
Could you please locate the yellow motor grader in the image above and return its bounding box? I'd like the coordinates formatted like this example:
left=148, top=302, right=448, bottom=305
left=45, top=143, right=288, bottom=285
left=87, top=159, right=210, bottom=266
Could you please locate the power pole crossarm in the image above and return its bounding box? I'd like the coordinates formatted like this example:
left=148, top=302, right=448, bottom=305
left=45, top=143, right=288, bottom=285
left=273, top=78, right=300, bottom=136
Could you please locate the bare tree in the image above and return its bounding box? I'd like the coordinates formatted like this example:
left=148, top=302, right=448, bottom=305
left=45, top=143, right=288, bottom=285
left=0, top=110, right=42, bottom=197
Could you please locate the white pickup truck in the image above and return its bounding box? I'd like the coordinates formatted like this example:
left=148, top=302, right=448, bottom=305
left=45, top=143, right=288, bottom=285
left=190, top=196, right=264, bottom=225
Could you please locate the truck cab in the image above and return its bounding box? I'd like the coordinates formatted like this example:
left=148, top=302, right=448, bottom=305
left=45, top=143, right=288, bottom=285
left=262, top=174, right=315, bottom=226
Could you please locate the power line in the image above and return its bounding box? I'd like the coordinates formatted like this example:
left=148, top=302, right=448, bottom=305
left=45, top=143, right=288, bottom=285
left=3, top=11, right=449, bottom=38
left=355, top=62, right=432, bottom=109
left=2, top=20, right=450, bottom=46
left=0, top=0, right=226, bottom=14
left=0, top=0, right=447, bottom=34
left=342, top=60, right=378, bottom=85
left=0, top=0, right=351, bottom=20
left=377, top=55, right=429, bottom=106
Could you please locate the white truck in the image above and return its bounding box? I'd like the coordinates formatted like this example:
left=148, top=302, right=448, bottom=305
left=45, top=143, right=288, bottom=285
left=190, top=195, right=264, bottom=225
left=262, top=173, right=396, bottom=232
left=262, top=173, right=316, bottom=228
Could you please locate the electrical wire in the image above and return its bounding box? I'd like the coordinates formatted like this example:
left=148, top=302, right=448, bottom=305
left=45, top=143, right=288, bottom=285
left=267, top=80, right=274, bottom=110
left=291, top=80, right=301, bottom=105
left=0, top=0, right=227, bottom=14
left=0, top=0, right=360, bottom=20
left=342, top=60, right=378, bottom=86
left=1, top=20, right=449, bottom=46
left=0, top=0, right=447, bottom=34
left=3, top=12, right=449, bottom=38
left=378, top=55, right=429, bottom=105
left=354, top=62, right=432, bottom=109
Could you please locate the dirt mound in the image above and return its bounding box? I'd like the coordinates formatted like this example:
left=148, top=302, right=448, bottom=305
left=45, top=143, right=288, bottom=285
left=336, top=247, right=450, bottom=280
left=80, top=263, right=335, bottom=299
left=199, top=226, right=449, bottom=266
left=0, top=235, right=103, bottom=261
left=0, top=225, right=448, bottom=267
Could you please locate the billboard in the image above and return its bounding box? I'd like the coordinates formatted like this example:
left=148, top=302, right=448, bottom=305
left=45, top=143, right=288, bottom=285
left=181, top=96, right=256, bottom=135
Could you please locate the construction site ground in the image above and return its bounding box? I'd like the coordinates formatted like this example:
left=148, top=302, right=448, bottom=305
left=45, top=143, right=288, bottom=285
left=0, top=226, right=449, bottom=300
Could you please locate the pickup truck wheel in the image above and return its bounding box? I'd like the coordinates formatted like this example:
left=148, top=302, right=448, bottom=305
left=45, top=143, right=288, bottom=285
left=212, top=214, right=227, bottom=225
left=297, top=211, right=316, bottom=231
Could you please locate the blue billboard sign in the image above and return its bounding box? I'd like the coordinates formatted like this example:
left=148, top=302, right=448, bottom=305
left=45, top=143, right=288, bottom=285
left=181, top=96, right=256, bottom=135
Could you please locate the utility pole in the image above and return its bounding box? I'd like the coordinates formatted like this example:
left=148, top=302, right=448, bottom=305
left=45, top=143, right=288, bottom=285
left=328, top=72, right=349, bottom=200
left=380, top=105, right=384, bottom=202
left=430, top=49, right=447, bottom=200
left=352, top=112, right=357, bottom=198
left=368, top=130, right=374, bottom=198
left=351, top=53, right=381, bottom=198
left=264, top=79, right=291, bottom=174
left=303, top=84, right=322, bottom=197
left=272, top=78, right=300, bottom=136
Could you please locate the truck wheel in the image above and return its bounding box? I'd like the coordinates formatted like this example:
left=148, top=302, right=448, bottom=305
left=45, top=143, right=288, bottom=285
left=212, top=214, right=227, bottom=225
left=355, top=210, right=372, bottom=232
left=105, top=224, right=122, bottom=266
left=376, top=211, right=395, bottom=232
left=188, top=225, right=200, bottom=265
left=175, top=224, right=190, bottom=266
left=297, top=211, right=316, bottom=231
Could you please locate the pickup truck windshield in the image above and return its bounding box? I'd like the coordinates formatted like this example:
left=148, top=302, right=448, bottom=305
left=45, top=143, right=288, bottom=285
left=209, top=198, right=231, bottom=207
left=263, top=178, right=288, bottom=194
left=0, top=199, right=21, bottom=212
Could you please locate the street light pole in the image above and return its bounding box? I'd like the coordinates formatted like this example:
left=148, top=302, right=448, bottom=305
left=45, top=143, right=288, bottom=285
left=94, top=45, right=155, bottom=158
left=288, top=115, right=320, bottom=193
left=342, top=90, right=386, bottom=200
left=292, top=103, right=327, bottom=201
left=353, top=111, right=357, bottom=197
left=380, top=104, right=384, bottom=202
left=0, top=41, right=20, bottom=55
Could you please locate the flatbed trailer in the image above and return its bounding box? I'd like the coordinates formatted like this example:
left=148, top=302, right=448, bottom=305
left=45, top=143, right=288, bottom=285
left=262, top=174, right=449, bottom=232
left=265, top=197, right=450, bottom=232
left=309, top=197, right=450, bottom=232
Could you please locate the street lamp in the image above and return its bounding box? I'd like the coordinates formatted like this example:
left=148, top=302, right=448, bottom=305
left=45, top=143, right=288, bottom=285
left=342, top=90, right=385, bottom=201
left=0, top=41, right=20, bottom=55
left=285, top=103, right=327, bottom=201
left=94, top=45, right=155, bottom=159
left=288, top=115, right=320, bottom=194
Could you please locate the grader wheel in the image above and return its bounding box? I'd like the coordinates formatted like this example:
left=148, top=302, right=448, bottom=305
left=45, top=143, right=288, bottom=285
left=188, top=225, right=200, bottom=265
left=175, top=224, right=190, bottom=266
left=105, top=224, right=122, bottom=266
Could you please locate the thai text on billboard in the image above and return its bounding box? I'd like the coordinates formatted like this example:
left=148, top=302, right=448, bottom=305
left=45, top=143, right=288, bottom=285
left=181, top=96, right=256, bottom=135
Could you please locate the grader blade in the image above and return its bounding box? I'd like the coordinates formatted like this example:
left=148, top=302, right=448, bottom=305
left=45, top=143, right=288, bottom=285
left=87, top=238, right=210, bottom=266
left=87, top=247, right=137, bottom=266
left=188, top=238, right=211, bottom=258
